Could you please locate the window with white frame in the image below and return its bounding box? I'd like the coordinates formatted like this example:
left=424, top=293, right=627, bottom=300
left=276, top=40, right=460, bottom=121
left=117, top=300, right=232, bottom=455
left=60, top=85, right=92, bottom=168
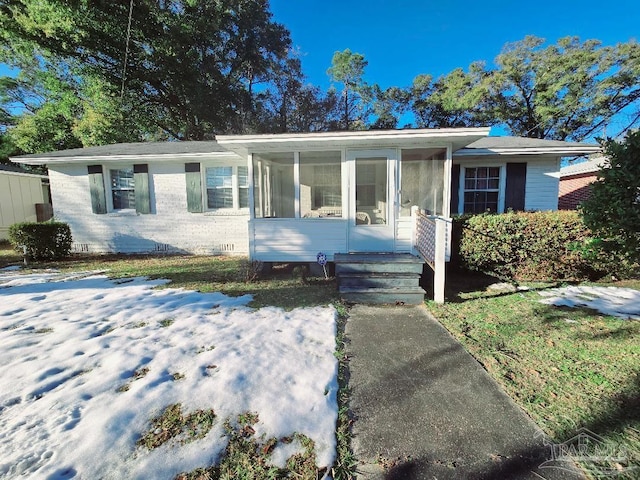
left=205, top=166, right=249, bottom=210
left=463, top=166, right=501, bottom=213
left=110, top=167, right=135, bottom=210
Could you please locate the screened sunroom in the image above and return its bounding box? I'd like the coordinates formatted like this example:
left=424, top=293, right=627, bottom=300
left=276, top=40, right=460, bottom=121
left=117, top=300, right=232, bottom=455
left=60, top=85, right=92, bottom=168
left=216, top=128, right=490, bottom=262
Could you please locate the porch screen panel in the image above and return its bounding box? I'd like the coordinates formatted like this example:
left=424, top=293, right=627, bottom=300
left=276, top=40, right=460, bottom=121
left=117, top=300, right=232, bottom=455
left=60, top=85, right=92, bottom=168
left=300, top=151, right=342, bottom=218
left=355, top=158, right=387, bottom=225
left=400, top=148, right=446, bottom=217
left=253, top=153, right=295, bottom=218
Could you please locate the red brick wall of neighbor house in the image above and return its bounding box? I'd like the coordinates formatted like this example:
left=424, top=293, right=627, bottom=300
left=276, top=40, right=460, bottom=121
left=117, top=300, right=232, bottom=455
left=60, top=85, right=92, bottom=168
left=558, top=173, right=598, bottom=210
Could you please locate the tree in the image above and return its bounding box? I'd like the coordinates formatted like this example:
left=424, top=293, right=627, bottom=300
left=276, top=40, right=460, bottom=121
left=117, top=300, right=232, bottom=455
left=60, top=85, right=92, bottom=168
left=252, top=56, right=340, bottom=133
left=327, top=49, right=372, bottom=130
left=369, top=85, right=409, bottom=130
left=409, top=66, right=491, bottom=129
left=581, top=131, right=640, bottom=271
left=0, top=0, right=294, bottom=140
left=482, top=36, right=640, bottom=140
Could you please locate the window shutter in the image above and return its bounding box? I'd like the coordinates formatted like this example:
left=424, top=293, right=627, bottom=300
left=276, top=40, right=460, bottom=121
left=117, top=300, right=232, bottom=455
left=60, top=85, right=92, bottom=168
left=450, top=164, right=461, bottom=215
left=505, top=163, right=527, bottom=211
left=185, top=163, right=203, bottom=213
left=88, top=165, right=107, bottom=214
left=133, top=164, right=151, bottom=214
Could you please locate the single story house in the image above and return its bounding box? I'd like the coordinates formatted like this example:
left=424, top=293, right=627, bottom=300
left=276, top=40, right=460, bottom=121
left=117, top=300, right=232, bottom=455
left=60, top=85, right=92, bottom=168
left=558, top=157, right=603, bottom=210
left=14, top=128, right=600, bottom=302
left=0, top=164, right=52, bottom=240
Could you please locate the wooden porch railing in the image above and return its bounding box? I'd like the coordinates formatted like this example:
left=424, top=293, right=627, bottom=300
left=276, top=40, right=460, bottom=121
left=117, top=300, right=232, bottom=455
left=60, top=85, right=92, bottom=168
left=412, top=206, right=451, bottom=303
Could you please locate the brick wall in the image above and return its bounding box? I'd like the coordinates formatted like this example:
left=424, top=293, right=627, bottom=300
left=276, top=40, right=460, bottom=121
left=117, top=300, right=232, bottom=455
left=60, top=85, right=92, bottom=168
left=49, top=162, right=249, bottom=255
left=558, top=173, right=597, bottom=210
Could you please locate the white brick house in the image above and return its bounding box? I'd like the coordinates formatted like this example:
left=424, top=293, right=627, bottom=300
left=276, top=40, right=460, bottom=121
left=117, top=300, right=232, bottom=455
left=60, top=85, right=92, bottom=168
left=14, top=129, right=600, bottom=259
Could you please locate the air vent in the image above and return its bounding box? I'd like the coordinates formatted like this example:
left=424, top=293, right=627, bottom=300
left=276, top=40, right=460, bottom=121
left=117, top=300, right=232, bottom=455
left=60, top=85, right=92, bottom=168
left=218, top=243, right=235, bottom=252
left=74, top=243, right=89, bottom=252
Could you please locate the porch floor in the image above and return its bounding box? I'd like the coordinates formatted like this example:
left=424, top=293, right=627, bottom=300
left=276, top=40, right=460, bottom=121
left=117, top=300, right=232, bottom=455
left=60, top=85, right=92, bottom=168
left=334, top=253, right=426, bottom=305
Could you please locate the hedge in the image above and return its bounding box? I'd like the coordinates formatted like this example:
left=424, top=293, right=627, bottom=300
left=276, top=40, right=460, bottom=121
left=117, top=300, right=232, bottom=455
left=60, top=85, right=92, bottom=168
left=8, top=222, right=73, bottom=261
left=454, top=211, right=600, bottom=281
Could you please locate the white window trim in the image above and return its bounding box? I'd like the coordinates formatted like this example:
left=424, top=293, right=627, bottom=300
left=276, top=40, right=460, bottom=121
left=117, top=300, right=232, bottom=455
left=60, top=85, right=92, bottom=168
left=203, top=164, right=250, bottom=215
left=105, top=164, right=137, bottom=214
left=458, top=164, right=506, bottom=214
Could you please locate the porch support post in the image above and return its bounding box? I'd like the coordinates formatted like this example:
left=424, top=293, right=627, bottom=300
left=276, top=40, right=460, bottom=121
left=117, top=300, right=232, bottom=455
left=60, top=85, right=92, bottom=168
left=434, top=217, right=446, bottom=303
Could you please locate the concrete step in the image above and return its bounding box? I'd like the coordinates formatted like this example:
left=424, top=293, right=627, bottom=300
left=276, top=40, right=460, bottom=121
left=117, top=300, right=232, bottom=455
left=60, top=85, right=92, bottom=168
left=339, top=287, right=426, bottom=305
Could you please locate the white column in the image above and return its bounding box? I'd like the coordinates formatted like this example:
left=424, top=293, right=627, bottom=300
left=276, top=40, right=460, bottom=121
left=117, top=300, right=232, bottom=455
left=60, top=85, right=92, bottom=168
left=434, top=217, right=446, bottom=304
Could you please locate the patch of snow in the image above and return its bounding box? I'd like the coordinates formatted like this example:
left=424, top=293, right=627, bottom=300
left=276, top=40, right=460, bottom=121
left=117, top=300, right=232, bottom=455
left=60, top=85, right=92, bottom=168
left=539, top=286, right=640, bottom=320
left=0, top=265, right=21, bottom=271
left=0, top=270, right=338, bottom=478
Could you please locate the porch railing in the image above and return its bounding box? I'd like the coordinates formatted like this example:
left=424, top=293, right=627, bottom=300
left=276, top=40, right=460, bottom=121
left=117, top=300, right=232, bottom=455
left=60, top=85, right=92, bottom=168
left=412, top=206, right=451, bottom=303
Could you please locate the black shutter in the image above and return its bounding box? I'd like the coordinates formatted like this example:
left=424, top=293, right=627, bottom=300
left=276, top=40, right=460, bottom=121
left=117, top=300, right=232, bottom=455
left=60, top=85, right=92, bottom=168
left=505, top=163, right=527, bottom=211
left=185, top=163, right=203, bottom=213
left=450, top=164, right=461, bottom=215
left=88, top=165, right=107, bottom=214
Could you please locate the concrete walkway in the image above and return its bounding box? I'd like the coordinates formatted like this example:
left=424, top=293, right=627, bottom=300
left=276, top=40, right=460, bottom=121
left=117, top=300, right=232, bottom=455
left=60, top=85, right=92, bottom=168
left=345, top=304, right=584, bottom=480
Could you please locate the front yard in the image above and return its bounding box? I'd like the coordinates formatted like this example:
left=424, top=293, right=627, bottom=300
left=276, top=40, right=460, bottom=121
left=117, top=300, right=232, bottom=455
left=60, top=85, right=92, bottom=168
left=428, top=271, right=640, bottom=479
left=2, top=242, right=639, bottom=479
left=0, top=249, right=343, bottom=479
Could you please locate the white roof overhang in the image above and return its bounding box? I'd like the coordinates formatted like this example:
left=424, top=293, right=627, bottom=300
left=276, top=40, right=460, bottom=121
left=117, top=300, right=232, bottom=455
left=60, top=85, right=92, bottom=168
left=454, top=145, right=602, bottom=157
left=11, top=151, right=235, bottom=166
left=217, top=127, right=491, bottom=155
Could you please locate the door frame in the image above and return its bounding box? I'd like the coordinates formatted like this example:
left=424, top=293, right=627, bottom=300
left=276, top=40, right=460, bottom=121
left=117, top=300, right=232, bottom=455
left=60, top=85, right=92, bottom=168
left=346, top=148, right=398, bottom=252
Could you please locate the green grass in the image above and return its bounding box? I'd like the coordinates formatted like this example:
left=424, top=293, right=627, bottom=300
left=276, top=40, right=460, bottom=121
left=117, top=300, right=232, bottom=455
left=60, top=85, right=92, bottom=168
left=0, top=243, right=339, bottom=310
left=428, top=270, right=640, bottom=479
left=137, top=403, right=217, bottom=450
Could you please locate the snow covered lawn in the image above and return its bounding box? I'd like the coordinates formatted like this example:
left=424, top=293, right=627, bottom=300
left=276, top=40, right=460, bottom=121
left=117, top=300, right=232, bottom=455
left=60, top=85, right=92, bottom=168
left=0, top=269, right=338, bottom=479
left=539, top=285, right=640, bottom=319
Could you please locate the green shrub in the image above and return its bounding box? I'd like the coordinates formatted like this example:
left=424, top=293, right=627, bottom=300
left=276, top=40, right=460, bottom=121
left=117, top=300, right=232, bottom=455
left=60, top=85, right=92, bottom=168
left=456, top=211, right=600, bottom=281
left=8, top=222, right=72, bottom=261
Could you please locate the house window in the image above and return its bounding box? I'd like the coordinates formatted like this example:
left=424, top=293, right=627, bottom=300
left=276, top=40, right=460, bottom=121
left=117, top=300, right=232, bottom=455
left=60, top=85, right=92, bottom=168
left=206, top=167, right=233, bottom=209
left=463, top=167, right=500, bottom=213
left=205, top=166, right=249, bottom=210
left=238, top=166, right=249, bottom=208
left=300, top=151, right=342, bottom=218
left=110, top=168, right=135, bottom=210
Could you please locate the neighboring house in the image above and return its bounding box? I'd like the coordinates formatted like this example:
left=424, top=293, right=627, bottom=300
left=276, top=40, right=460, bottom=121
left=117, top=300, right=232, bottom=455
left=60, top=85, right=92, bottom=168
left=0, top=164, right=52, bottom=240
left=13, top=128, right=600, bottom=302
left=558, top=157, right=603, bottom=210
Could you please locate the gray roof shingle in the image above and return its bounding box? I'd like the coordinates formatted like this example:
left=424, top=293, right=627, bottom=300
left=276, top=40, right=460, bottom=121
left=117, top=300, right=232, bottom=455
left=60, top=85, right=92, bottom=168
left=16, top=141, right=229, bottom=159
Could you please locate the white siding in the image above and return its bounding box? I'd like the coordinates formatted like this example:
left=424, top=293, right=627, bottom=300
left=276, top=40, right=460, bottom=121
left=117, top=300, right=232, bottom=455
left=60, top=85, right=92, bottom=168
left=524, top=156, right=560, bottom=211
left=0, top=172, right=45, bottom=240
left=252, top=219, right=348, bottom=262
left=49, top=163, right=249, bottom=254
left=453, top=155, right=562, bottom=213
left=395, top=217, right=413, bottom=252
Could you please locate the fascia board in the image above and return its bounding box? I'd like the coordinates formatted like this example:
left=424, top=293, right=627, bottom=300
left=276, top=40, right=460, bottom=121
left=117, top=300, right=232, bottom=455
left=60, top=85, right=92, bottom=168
left=11, top=151, right=237, bottom=166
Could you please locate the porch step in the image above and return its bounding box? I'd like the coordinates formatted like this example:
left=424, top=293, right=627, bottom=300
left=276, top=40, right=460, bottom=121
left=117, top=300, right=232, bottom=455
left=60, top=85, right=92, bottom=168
left=339, top=287, right=427, bottom=305
left=335, top=253, right=426, bottom=305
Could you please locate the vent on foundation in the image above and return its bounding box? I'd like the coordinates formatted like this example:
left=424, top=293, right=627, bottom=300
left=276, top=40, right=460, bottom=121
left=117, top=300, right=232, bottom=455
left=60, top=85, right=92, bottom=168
left=74, top=243, right=89, bottom=252
left=218, top=243, right=235, bottom=252
left=154, top=243, right=170, bottom=252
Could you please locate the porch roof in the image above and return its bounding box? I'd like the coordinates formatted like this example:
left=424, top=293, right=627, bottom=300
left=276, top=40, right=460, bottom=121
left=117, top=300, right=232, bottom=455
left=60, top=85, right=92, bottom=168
left=216, top=127, right=491, bottom=155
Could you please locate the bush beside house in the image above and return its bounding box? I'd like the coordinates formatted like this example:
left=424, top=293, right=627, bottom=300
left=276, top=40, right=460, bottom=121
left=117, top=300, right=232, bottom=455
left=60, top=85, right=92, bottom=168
left=8, top=222, right=72, bottom=261
left=454, top=211, right=602, bottom=281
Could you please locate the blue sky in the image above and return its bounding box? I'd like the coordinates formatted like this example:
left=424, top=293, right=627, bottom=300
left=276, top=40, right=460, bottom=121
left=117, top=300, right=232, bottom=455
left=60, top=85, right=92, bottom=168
left=269, top=0, right=639, bottom=90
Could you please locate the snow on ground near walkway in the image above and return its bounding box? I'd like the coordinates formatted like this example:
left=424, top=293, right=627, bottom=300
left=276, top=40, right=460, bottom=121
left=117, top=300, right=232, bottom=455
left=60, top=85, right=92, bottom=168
left=0, top=270, right=338, bottom=479
left=539, top=285, right=640, bottom=319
